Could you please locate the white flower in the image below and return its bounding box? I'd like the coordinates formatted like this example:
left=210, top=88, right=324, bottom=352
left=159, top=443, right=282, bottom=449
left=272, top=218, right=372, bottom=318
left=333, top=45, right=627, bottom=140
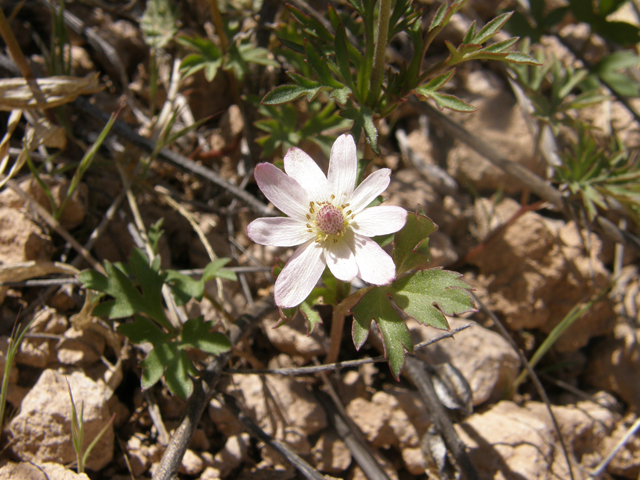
left=247, top=134, right=407, bottom=308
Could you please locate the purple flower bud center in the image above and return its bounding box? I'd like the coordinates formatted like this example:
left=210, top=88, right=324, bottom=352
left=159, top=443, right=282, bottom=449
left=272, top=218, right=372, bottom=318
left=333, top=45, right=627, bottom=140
left=316, top=205, right=344, bottom=235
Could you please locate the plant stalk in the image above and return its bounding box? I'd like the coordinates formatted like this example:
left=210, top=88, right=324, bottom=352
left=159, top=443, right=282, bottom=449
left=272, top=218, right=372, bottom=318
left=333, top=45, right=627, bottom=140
left=367, top=0, right=392, bottom=106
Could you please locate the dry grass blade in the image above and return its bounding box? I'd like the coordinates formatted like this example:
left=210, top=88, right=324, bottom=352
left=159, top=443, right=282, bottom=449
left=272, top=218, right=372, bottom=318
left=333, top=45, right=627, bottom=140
left=0, top=74, right=103, bottom=110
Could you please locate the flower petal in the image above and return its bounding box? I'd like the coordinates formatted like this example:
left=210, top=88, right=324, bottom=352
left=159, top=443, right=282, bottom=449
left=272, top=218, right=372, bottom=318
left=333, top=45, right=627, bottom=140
left=324, top=236, right=358, bottom=282
left=328, top=134, right=358, bottom=204
left=284, top=147, right=329, bottom=202
left=348, top=169, right=391, bottom=213
left=351, top=205, right=407, bottom=236
left=353, top=234, right=396, bottom=285
left=274, top=240, right=325, bottom=308
left=255, top=163, right=309, bottom=221
left=247, top=217, right=315, bottom=247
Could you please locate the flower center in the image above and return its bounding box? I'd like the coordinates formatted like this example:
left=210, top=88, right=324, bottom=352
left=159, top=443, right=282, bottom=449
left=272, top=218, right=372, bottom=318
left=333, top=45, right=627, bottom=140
left=316, top=205, right=344, bottom=235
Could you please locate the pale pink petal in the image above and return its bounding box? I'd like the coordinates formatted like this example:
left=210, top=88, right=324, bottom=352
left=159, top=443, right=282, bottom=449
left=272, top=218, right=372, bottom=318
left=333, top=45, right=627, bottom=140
left=274, top=240, right=326, bottom=308
left=324, top=236, right=357, bottom=282
left=284, top=147, right=329, bottom=202
left=353, top=234, right=396, bottom=285
left=351, top=206, right=407, bottom=236
left=255, top=163, right=309, bottom=221
left=348, top=169, right=391, bottom=213
left=247, top=217, right=315, bottom=247
left=327, top=134, right=358, bottom=204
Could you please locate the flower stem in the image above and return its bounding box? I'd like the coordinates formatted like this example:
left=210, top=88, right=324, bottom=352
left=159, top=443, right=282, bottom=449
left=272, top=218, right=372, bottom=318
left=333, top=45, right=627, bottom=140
left=367, top=0, right=392, bottom=107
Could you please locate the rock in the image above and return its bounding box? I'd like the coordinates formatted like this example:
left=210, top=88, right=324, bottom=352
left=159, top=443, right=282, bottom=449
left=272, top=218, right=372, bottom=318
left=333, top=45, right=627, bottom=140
left=0, top=176, right=88, bottom=230
left=57, top=327, right=106, bottom=365
left=412, top=318, right=520, bottom=405
left=469, top=209, right=614, bottom=351
left=585, top=322, right=640, bottom=410
left=15, top=308, right=68, bottom=368
left=346, top=387, right=431, bottom=451
left=201, top=433, right=251, bottom=478
left=455, top=401, right=562, bottom=479
left=179, top=449, right=204, bottom=476
left=312, top=432, right=351, bottom=474
left=209, top=396, right=245, bottom=437
left=456, top=399, right=617, bottom=479
left=8, top=370, right=114, bottom=471
left=0, top=461, right=90, bottom=479
left=124, top=434, right=163, bottom=477
left=446, top=71, right=544, bottom=195
left=601, top=413, right=640, bottom=479
left=0, top=207, right=52, bottom=264
left=262, top=312, right=327, bottom=362
left=223, top=373, right=327, bottom=440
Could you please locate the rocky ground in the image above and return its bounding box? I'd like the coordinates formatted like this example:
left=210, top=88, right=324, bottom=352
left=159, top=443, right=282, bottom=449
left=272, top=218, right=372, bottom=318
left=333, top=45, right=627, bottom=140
left=0, top=1, right=639, bottom=479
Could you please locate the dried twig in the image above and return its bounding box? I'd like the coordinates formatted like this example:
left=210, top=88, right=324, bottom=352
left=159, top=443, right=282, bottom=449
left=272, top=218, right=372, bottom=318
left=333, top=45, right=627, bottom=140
left=404, top=356, right=478, bottom=480
left=73, top=97, right=274, bottom=217
left=590, top=417, right=640, bottom=478
left=221, top=392, right=326, bottom=480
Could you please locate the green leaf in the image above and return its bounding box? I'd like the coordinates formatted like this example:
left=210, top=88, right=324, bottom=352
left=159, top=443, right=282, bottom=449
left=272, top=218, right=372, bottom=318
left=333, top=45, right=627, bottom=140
left=351, top=285, right=413, bottom=379
left=503, top=52, right=540, bottom=65
left=418, top=69, right=455, bottom=93
left=164, top=349, right=197, bottom=399
left=473, top=12, right=512, bottom=45
left=330, top=87, right=351, bottom=105
left=202, top=258, right=237, bottom=282
left=393, top=208, right=437, bottom=275
left=180, top=317, right=231, bottom=355
left=299, top=301, right=323, bottom=334
left=429, top=92, right=477, bottom=112
left=392, top=269, right=475, bottom=329
left=118, top=315, right=171, bottom=346
left=141, top=0, right=179, bottom=49
left=334, top=23, right=357, bottom=93
left=165, top=270, right=204, bottom=305
left=341, top=107, right=379, bottom=154
left=351, top=268, right=476, bottom=379
left=261, top=84, right=322, bottom=105
left=141, top=346, right=166, bottom=389
left=303, top=40, right=342, bottom=88
left=148, top=218, right=165, bottom=255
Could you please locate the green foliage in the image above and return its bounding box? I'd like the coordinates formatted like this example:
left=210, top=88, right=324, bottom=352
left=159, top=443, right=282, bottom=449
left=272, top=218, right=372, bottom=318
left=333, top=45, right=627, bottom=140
left=509, top=40, right=609, bottom=130
left=141, top=0, right=179, bottom=50
left=592, top=51, right=640, bottom=98
left=351, top=210, right=475, bottom=378
left=352, top=269, right=476, bottom=379
left=178, top=34, right=277, bottom=82
left=121, top=315, right=231, bottom=398
left=505, top=0, right=569, bottom=43
left=568, top=0, right=639, bottom=46
left=555, top=124, right=640, bottom=225
left=255, top=100, right=350, bottom=157
left=263, top=0, right=534, bottom=153
left=79, top=249, right=236, bottom=398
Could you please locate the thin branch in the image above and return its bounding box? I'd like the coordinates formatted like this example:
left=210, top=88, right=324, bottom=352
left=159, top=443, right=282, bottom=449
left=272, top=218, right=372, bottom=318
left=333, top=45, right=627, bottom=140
left=221, top=392, right=326, bottom=480
left=404, top=356, right=478, bottom=480
left=227, top=322, right=474, bottom=376
left=73, top=97, right=274, bottom=217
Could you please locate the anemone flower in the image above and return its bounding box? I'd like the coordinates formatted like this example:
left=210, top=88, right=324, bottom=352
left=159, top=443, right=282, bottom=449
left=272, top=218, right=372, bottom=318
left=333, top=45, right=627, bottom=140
left=247, top=134, right=407, bottom=308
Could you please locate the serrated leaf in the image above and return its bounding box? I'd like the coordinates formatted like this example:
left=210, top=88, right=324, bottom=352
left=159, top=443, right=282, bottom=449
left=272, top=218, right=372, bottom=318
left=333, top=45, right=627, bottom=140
left=351, top=268, right=476, bottom=379
left=203, top=258, right=237, bottom=282
left=164, top=349, right=196, bottom=399
left=351, top=285, right=413, bottom=379
left=392, top=269, right=476, bottom=329
left=180, top=317, right=231, bottom=354
left=165, top=270, right=203, bottom=305
left=393, top=208, right=437, bottom=275
left=118, top=315, right=171, bottom=346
